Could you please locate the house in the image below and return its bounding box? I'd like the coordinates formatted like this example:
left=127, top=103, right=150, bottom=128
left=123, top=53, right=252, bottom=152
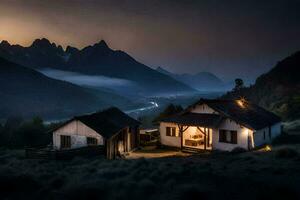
left=52, top=107, right=140, bottom=159
left=159, top=99, right=282, bottom=151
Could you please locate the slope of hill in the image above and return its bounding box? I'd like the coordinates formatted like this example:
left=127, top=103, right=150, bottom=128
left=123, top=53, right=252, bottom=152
left=0, top=57, right=133, bottom=119
left=156, top=66, right=227, bottom=91
left=0, top=39, right=195, bottom=96
left=222, top=51, right=300, bottom=120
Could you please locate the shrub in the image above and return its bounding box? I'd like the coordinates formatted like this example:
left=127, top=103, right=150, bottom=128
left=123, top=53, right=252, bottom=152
left=272, top=134, right=300, bottom=145
left=275, top=148, right=298, bottom=158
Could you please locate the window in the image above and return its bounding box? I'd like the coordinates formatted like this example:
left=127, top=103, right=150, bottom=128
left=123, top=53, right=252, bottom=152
left=219, top=130, right=237, bottom=144
left=166, top=127, right=176, bottom=137
left=87, top=137, right=98, bottom=146
left=61, top=135, right=71, bottom=148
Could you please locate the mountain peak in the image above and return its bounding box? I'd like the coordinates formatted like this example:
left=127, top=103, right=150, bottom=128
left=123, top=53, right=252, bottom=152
left=0, top=40, right=11, bottom=48
left=95, top=40, right=109, bottom=48
left=31, top=38, right=53, bottom=48
left=66, top=46, right=79, bottom=54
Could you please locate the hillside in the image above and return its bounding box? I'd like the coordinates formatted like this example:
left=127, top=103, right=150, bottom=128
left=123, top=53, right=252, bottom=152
left=222, top=51, right=300, bottom=120
left=156, top=67, right=227, bottom=91
left=0, top=57, right=132, bottom=119
left=0, top=39, right=195, bottom=96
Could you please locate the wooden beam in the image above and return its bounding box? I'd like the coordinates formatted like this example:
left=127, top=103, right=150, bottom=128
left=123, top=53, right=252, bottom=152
left=177, top=124, right=189, bottom=150
left=204, top=128, right=207, bottom=150
left=197, top=127, right=207, bottom=150
left=197, top=127, right=206, bottom=135
left=207, top=128, right=210, bottom=147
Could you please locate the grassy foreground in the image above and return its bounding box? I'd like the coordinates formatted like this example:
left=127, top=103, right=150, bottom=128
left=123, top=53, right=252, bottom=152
left=0, top=145, right=299, bottom=200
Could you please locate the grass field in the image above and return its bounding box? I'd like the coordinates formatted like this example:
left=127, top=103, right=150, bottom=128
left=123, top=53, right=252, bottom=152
left=0, top=141, right=300, bottom=200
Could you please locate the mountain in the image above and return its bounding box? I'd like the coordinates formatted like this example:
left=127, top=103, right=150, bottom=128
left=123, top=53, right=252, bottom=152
left=222, top=51, right=300, bottom=120
left=0, top=57, right=133, bottom=119
left=0, top=39, right=195, bottom=96
left=156, top=66, right=227, bottom=91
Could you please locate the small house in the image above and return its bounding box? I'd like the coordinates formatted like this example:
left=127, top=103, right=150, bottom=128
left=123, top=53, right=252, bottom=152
left=52, top=107, right=140, bottom=159
left=159, top=99, right=282, bottom=151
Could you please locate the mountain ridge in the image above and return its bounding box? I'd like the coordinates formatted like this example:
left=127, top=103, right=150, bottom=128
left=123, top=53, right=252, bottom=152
left=222, top=51, right=300, bottom=120
left=156, top=66, right=228, bottom=92
left=0, top=39, right=195, bottom=95
left=0, top=56, right=135, bottom=119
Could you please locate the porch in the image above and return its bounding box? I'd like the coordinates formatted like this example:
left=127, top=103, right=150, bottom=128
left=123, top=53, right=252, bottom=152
left=179, top=126, right=213, bottom=150
left=161, top=112, right=223, bottom=151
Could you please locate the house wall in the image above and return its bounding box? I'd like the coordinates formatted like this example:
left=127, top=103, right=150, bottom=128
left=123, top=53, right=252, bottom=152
left=160, top=122, right=181, bottom=147
left=212, top=118, right=254, bottom=151
left=190, top=104, right=219, bottom=114
left=53, top=120, right=104, bottom=149
left=253, top=122, right=282, bottom=147
left=159, top=103, right=265, bottom=151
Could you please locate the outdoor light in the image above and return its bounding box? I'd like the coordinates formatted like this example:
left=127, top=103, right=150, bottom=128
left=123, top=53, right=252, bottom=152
left=236, top=97, right=247, bottom=108
left=265, top=145, right=272, bottom=151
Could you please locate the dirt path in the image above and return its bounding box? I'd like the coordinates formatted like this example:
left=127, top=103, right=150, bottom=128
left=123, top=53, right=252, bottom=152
left=125, top=146, right=191, bottom=159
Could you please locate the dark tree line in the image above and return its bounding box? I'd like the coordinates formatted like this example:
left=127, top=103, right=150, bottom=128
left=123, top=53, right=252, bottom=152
left=0, top=117, right=57, bottom=148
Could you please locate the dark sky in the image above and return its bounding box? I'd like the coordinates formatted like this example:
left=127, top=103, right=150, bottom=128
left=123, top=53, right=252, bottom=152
left=0, top=0, right=300, bottom=81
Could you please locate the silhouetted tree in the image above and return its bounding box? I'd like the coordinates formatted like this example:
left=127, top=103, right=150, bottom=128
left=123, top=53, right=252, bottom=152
left=233, top=78, right=244, bottom=91
left=0, top=116, right=51, bottom=148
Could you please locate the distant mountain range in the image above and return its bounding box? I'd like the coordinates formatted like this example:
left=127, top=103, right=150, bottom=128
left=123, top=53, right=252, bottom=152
left=0, top=57, right=135, bottom=119
left=0, top=39, right=195, bottom=96
left=222, top=51, right=300, bottom=120
left=156, top=67, right=231, bottom=91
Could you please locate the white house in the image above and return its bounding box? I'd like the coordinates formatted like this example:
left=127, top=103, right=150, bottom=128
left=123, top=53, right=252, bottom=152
left=52, top=107, right=140, bottom=159
left=159, top=99, right=282, bottom=151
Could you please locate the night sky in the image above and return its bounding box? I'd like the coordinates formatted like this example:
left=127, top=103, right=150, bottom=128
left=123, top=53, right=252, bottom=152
left=0, top=0, right=299, bottom=81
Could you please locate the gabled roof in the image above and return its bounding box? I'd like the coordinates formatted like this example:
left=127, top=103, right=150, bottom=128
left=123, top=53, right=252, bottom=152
left=186, top=99, right=281, bottom=130
left=53, top=107, right=140, bottom=138
left=161, top=113, right=223, bottom=128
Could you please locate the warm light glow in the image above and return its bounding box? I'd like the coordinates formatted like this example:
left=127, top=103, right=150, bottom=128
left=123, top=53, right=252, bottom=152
left=236, top=100, right=245, bottom=108
left=265, top=145, right=272, bottom=151
left=236, top=97, right=247, bottom=108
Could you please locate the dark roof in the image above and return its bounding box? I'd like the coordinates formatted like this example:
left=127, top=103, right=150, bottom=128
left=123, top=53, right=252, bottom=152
left=186, top=99, right=281, bottom=130
left=161, top=113, right=223, bottom=128
left=53, top=107, right=140, bottom=138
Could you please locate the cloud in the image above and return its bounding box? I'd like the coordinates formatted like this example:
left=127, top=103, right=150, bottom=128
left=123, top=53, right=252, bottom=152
left=39, top=68, right=134, bottom=88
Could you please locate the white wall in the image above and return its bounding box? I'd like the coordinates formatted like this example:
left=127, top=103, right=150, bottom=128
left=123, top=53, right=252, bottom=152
left=253, top=122, right=282, bottom=147
left=159, top=122, right=181, bottom=147
left=190, top=104, right=219, bottom=114
left=53, top=120, right=104, bottom=149
left=212, top=118, right=254, bottom=151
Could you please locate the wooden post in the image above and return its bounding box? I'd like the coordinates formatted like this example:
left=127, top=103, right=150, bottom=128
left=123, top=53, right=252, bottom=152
left=179, top=125, right=183, bottom=150
left=207, top=128, right=210, bottom=147
left=204, top=128, right=207, bottom=150
left=178, top=125, right=189, bottom=150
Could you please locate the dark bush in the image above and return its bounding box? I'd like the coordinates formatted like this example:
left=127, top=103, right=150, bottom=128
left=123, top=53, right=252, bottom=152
left=0, top=117, right=52, bottom=148
left=272, top=134, right=300, bottom=145
left=231, top=147, right=247, bottom=154
left=275, top=148, right=298, bottom=158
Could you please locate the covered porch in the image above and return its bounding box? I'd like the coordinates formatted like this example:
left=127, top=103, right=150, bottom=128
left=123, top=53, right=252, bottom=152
left=163, top=113, right=223, bottom=151
left=180, top=126, right=213, bottom=150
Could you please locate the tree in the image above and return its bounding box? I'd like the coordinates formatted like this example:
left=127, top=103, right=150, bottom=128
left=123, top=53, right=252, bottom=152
left=234, top=78, right=244, bottom=91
